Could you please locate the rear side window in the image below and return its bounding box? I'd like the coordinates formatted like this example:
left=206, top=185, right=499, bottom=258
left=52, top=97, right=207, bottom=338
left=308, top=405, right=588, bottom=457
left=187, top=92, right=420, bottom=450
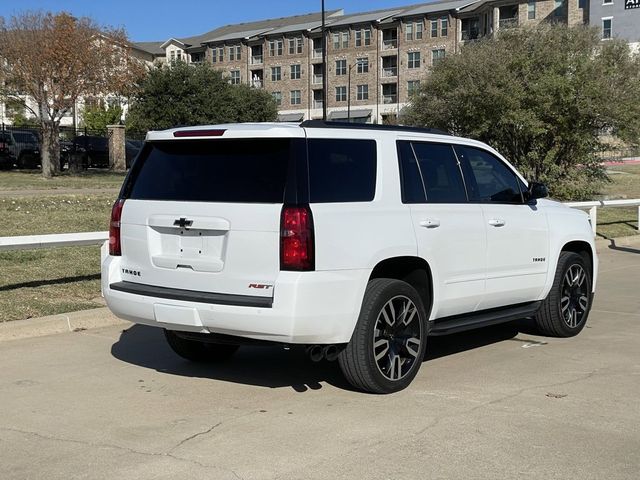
left=127, top=139, right=291, bottom=203
left=307, top=138, right=376, bottom=203
left=398, top=141, right=467, bottom=203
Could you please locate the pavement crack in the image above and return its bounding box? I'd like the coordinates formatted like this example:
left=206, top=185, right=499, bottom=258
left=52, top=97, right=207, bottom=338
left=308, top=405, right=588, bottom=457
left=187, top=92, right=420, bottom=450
left=0, top=425, right=215, bottom=470
left=169, top=422, right=223, bottom=453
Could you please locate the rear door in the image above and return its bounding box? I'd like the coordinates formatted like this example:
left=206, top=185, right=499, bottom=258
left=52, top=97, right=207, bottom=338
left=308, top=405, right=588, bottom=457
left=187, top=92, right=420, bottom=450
left=398, top=140, right=487, bottom=318
left=118, top=133, right=303, bottom=300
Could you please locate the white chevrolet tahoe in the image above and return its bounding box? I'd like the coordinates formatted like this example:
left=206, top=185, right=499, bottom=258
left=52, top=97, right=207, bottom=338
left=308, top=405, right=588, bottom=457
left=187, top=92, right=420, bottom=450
left=102, top=121, right=597, bottom=394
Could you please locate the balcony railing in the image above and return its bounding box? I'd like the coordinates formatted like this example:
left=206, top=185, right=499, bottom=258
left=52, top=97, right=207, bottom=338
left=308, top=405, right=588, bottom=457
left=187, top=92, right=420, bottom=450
left=382, top=39, right=398, bottom=50
left=312, top=74, right=323, bottom=85
left=312, top=48, right=323, bottom=59
left=383, top=95, right=397, bottom=104
left=313, top=100, right=324, bottom=109
left=251, top=55, right=263, bottom=65
left=461, top=30, right=480, bottom=41
left=251, top=78, right=263, bottom=88
left=499, top=17, right=518, bottom=29
left=382, top=67, right=398, bottom=77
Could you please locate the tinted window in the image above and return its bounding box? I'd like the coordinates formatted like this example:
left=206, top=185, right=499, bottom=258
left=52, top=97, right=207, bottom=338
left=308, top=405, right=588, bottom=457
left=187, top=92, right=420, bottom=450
left=13, top=132, right=38, bottom=143
left=397, top=141, right=426, bottom=203
left=455, top=146, right=523, bottom=203
left=308, top=139, right=376, bottom=203
left=398, top=141, right=467, bottom=203
left=412, top=143, right=467, bottom=203
left=127, top=139, right=291, bottom=203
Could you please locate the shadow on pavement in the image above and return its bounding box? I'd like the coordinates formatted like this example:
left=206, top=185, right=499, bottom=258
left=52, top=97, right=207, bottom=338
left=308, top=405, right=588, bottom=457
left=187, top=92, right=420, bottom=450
left=111, top=321, right=534, bottom=392
left=607, top=239, right=640, bottom=254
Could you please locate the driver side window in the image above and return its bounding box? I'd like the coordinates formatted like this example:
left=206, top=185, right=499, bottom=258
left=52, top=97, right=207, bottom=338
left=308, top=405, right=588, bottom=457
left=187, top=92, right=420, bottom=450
left=454, top=146, right=524, bottom=204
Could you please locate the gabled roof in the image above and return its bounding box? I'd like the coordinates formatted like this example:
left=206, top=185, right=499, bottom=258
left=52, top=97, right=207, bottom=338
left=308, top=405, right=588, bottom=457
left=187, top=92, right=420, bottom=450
left=399, top=0, right=480, bottom=16
left=133, top=41, right=165, bottom=56
left=323, top=7, right=405, bottom=28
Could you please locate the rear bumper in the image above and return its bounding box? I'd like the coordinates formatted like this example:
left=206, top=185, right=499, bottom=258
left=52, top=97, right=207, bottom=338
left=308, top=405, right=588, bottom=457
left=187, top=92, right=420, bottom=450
left=102, top=252, right=369, bottom=344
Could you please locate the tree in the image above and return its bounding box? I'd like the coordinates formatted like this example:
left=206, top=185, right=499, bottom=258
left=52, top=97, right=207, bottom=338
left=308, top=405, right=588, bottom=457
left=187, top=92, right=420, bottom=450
left=404, top=25, right=640, bottom=200
left=126, top=62, right=278, bottom=133
left=0, top=11, right=144, bottom=177
left=81, top=103, right=123, bottom=134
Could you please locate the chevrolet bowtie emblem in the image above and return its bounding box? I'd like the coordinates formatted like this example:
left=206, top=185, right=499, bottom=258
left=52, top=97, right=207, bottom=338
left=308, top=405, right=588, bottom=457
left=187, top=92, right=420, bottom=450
left=173, top=217, right=193, bottom=229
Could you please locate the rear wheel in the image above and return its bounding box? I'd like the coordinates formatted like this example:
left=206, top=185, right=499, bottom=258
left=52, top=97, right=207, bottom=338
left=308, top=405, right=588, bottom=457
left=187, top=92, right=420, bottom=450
left=535, top=252, right=592, bottom=337
left=338, top=278, right=428, bottom=394
left=164, top=329, right=239, bottom=362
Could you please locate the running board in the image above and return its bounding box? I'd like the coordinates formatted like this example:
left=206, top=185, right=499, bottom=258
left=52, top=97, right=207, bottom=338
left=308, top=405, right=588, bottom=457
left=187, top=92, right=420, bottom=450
left=429, top=301, right=542, bottom=336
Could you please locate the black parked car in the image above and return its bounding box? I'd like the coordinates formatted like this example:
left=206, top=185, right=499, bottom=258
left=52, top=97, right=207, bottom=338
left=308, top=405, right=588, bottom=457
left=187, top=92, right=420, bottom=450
left=70, top=135, right=109, bottom=168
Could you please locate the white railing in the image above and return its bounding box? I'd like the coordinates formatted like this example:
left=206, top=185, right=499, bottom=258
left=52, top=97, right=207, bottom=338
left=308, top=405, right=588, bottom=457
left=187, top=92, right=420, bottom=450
left=0, top=231, right=108, bottom=252
left=564, top=199, right=640, bottom=236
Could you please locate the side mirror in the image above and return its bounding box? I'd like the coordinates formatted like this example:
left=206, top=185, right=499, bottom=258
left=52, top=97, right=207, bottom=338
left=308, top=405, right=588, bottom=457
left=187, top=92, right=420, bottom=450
left=528, top=182, right=548, bottom=200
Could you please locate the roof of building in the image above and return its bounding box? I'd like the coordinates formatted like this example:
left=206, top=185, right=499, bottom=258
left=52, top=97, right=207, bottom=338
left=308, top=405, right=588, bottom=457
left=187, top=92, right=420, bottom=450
left=400, top=0, right=480, bottom=16
left=322, top=7, right=405, bottom=28
left=133, top=41, right=165, bottom=56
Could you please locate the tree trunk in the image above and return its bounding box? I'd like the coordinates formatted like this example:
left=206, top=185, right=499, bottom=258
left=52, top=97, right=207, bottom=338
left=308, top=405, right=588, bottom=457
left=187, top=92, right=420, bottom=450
left=40, top=121, right=61, bottom=178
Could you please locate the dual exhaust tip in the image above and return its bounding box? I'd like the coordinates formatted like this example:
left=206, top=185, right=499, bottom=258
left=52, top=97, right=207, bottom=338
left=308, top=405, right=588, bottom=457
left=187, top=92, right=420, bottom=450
left=306, top=344, right=341, bottom=362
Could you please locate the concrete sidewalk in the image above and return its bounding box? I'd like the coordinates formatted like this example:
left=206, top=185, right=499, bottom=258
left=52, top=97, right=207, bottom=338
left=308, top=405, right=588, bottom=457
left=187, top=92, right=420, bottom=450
left=0, top=238, right=639, bottom=479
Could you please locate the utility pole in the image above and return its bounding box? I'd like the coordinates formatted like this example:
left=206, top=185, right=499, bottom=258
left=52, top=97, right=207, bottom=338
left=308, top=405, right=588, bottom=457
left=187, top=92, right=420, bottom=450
left=321, top=0, right=327, bottom=121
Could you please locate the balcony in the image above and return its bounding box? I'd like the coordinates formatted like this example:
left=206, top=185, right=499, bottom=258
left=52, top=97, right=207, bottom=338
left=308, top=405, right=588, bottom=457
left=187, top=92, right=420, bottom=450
left=461, top=30, right=480, bottom=41
left=313, top=100, right=324, bottom=109
left=383, top=95, right=398, bottom=104
left=499, top=17, right=519, bottom=29
left=382, top=67, right=398, bottom=78
left=251, top=55, right=263, bottom=65
left=312, top=48, right=323, bottom=59
left=382, top=39, right=398, bottom=50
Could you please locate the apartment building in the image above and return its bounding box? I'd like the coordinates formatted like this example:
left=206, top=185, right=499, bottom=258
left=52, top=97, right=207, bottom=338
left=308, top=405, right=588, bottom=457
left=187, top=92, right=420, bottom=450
left=133, top=0, right=637, bottom=123
left=590, top=0, right=640, bottom=51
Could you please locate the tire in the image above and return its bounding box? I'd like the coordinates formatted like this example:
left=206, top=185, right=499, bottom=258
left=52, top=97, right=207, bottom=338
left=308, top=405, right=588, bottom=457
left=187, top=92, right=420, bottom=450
left=338, top=278, right=428, bottom=394
left=164, top=329, right=239, bottom=363
left=535, top=252, right=592, bottom=337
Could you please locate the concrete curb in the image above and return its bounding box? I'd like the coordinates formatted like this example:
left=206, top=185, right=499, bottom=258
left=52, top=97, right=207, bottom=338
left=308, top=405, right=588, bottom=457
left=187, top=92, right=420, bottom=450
left=1, top=235, right=638, bottom=343
left=0, top=307, right=128, bottom=343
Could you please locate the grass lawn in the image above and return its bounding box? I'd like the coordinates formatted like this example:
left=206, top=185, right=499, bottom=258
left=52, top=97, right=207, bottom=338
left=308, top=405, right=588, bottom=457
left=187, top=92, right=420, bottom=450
left=593, top=165, right=640, bottom=239
left=0, top=170, right=126, bottom=191
left=1, top=194, right=114, bottom=322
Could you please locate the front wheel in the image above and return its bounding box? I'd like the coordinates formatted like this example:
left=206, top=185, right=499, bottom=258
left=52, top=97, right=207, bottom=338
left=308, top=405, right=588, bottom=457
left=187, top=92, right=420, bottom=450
left=535, top=252, right=592, bottom=337
left=338, top=278, right=428, bottom=394
left=164, top=329, right=239, bottom=363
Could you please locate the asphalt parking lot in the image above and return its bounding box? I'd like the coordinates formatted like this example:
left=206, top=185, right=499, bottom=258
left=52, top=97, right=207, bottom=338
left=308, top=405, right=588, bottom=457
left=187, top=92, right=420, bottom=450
left=1, top=239, right=639, bottom=480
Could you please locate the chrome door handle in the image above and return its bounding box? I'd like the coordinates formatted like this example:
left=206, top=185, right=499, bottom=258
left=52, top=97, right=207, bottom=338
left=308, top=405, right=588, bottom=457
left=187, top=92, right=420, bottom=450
left=488, top=219, right=506, bottom=227
left=419, top=219, right=441, bottom=228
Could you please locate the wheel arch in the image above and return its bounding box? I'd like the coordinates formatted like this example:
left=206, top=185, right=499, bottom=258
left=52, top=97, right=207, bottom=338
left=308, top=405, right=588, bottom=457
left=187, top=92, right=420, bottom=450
left=368, top=256, right=434, bottom=319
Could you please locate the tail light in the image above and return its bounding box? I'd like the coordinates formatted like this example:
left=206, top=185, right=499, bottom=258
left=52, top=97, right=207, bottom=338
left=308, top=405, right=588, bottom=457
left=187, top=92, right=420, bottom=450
left=109, top=199, right=125, bottom=256
left=280, top=205, right=315, bottom=271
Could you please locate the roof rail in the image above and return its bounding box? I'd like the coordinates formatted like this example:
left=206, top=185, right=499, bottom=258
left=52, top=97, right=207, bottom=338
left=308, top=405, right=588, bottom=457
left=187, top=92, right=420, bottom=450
left=299, top=120, right=450, bottom=136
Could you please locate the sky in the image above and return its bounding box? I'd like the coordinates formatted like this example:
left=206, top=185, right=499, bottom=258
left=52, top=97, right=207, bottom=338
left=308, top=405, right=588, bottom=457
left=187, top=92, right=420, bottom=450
left=0, top=0, right=425, bottom=42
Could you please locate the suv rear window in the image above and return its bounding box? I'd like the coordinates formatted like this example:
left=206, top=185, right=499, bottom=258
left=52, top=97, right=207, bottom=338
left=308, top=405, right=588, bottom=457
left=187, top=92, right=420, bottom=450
left=126, top=139, right=292, bottom=203
left=308, top=139, right=376, bottom=203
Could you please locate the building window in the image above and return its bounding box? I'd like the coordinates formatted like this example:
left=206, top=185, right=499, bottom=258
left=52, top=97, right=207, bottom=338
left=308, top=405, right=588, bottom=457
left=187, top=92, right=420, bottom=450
left=355, top=28, right=371, bottom=47
left=408, top=52, right=421, bottom=69
left=602, top=0, right=613, bottom=3
left=230, top=70, right=241, bottom=85
left=408, top=80, right=421, bottom=96
left=342, top=31, right=350, bottom=48
left=441, top=17, right=448, bottom=36
left=271, top=66, right=281, bottom=81
left=554, top=0, right=564, bottom=15
left=578, top=0, right=587, bottom=8
left=288, top=37, right=303, bottom=55
left=602, top=18, right=612, bottom=39
left=431, top=20, right=438, bottom=38
left=432, top=48, right=446, bottom=66
left=416, top=22, right=423, bottom=39
left=176, top=51, right=182, bottom=61
left=357, top=84, right=369, bottom=101
left=336, top=59, right=347, bottom=76
left=290, top=90, right=301, bottom=105
left=528, top=1, right=536, bottom=19
left=170, top=50, right=176, bottom=62
left=333, top=33, right=341, bottom=49
left=272, top=91, right=282, bottom=106
left=356, top=57, right=369, bottom=73
left=335, top=86, right=347, bottom=102
left=382, top=83, right=398, bottom=104
left=229, top=45, right=241, bottom=61
left=406, top=22, right=414, bottom=41
left=269, top=39, right=283, bottom=56
left=218, top=47, right=224, bottom=62
left=290, top=64, right=301, bottom=80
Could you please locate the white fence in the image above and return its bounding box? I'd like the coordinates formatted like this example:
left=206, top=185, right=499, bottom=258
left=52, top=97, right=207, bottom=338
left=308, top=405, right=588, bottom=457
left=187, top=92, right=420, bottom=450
left=564, top=199, right=640, bottom=236
left=0, top=199, right=639, bottom=251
